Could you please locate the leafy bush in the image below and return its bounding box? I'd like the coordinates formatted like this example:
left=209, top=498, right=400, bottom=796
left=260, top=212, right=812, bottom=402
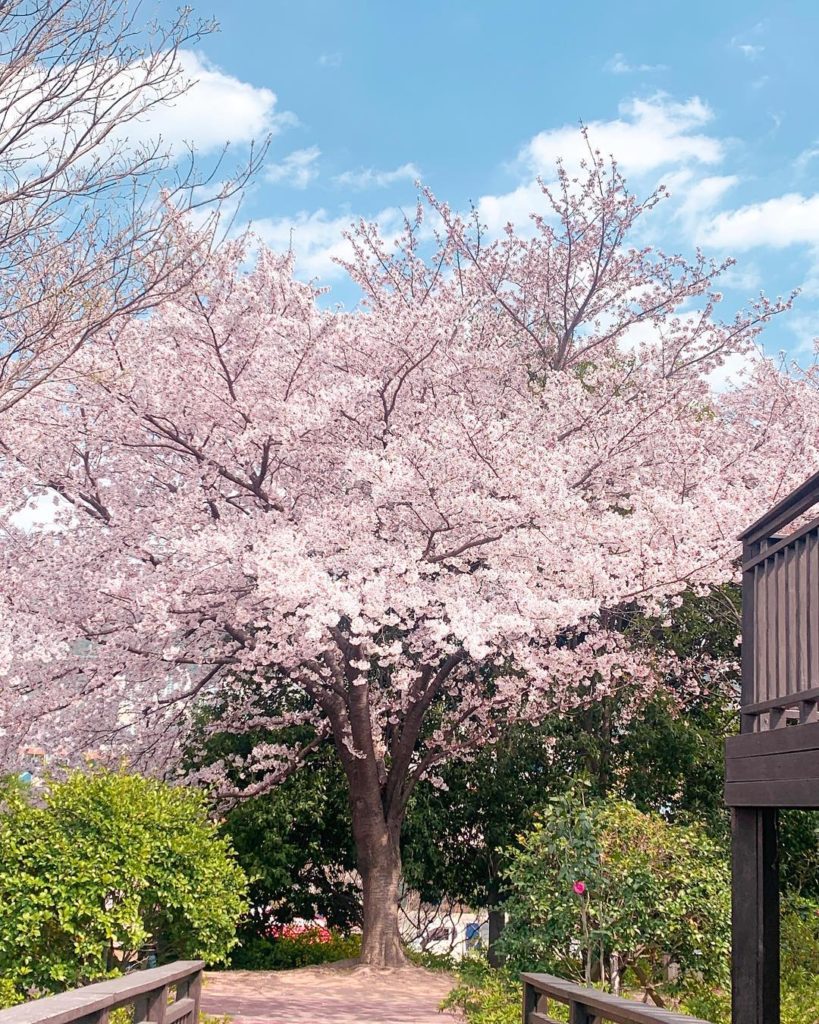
left=500, top=790, right=730, bottom=995
left=229, top=925, right=361, bottom=969
left=442, top=958, right=523, bottom=1024
left=448, top=898, right=819, bottom=1024
left=0, top=770, right=247, bottom=1000
left=0, top=978, right=21, bottom=1010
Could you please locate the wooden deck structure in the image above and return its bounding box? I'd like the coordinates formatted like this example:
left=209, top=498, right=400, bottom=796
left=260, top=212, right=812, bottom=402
left=522, top=973, right=713, bottom=1024
left=0, top=962, right=203, bottom=1024
left=727, top=470, right=819, bottom=1024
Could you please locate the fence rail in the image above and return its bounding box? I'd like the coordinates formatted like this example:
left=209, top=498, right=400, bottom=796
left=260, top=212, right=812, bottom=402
left=0, top=961, right=203, bottom=1024
left=522, top=973, right=713, bottom=1024
left=740, top=470, right=819, bottom=732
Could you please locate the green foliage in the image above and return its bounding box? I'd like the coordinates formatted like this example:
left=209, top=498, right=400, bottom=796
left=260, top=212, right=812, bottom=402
left=0, top=977, right=22, bottom=1010
left=404, top=589, right=744, bottom=934
left=229, top=929, right=361, bottom=969
left=221, top=748, right=360, bottom=936
left=0, top=769, right=247, bottom=1000
left=441, top=959, right=526, bottom=1024
left=405, top=948, right=458, bottom=972
left=187, top=688, right=361, bottom=935
left=500, top=790, right=731, bottom=994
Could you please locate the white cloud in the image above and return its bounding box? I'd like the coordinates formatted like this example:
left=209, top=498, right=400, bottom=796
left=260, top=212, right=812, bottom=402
left=703, top=194, right=819, bottom=250
left=731, top=39, right=765, bottom=60
left=477, top=180, right=547, bottom=235
left=334, top=163, right=421, bottom=190
left=477, top=95, right=725, bottom=232
left=252, top=206, right=405, bottom=281
left=604, top=53, right=668, bottom=74
left=131, top=50, right=293, bottom=156
left=318, top=52, right=342, bottom=68
left=707, top=350, right=761, bottom=392
left=265, top=147, right=321, bottom=188
left=519, top=95, right=723, bottom=178
left=662, top=169, right=739, bottom=226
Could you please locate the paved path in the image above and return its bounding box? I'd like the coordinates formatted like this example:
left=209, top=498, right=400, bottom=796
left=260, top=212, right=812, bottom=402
left=202, top=965, right=460, bottom=1024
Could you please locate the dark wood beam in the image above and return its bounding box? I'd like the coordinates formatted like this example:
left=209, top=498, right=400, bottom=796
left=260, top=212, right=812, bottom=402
left=731, top=808, right=779, bottom=1024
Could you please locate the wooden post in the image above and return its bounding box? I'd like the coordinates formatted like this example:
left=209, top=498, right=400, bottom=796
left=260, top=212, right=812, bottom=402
left=522, top=980, right=537, bottom=1024
left=569, top=1001, right=594, bottom=1024
left=176, top=971, right=202, bottom=1024
left=135, top=984, right=169, bottom=1024
left=732, top=808, right=780, bottom=1024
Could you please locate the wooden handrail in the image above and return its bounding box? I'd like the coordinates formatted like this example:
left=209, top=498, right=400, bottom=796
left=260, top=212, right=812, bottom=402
left=522, top=973, right=713, bottom=1024
left=739, top=468, right=819, bottom=547
left=0, top=961, right=204, bottom=1024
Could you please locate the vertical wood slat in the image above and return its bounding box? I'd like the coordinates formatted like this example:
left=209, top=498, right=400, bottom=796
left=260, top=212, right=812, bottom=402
left=748, top=529, right=819, bottom=728
left=786, top=541, right=798, bottom=695
left=753, top=560, right=765, bottom=710
left=798, top=536, right=809, bottom=692
left=766, top=553, right=777, bottom=703
left=811, top=531, right=819, bottom=691
left=776, top=549, right=787, bottom=700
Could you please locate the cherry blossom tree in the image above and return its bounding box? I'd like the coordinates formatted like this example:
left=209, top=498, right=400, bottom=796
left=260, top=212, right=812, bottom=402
left=0, top=0, right=266, bottom=417
left=3, top=151, right=818, bottom=966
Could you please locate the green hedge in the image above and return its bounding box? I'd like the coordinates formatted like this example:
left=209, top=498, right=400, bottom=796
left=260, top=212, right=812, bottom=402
left=229, top=928, right=361, bottom=970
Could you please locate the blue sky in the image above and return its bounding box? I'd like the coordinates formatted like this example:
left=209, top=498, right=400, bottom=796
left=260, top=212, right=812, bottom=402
left=151, top=0, right=819, bottom=362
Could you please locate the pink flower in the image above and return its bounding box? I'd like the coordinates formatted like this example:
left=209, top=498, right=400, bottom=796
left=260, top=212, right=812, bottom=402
left=573, top=881, right=586, bottom=895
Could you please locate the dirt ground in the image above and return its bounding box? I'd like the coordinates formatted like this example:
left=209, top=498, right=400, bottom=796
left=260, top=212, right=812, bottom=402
left=201, top=962, right=462, bottom=1024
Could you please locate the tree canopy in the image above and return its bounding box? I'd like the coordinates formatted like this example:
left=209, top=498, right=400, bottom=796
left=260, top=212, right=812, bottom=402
left=3, top=147, right=816, bottom=964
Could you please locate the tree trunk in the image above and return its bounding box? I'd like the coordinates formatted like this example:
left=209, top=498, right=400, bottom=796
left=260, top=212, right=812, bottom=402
left=487, top=909, right=505, bottom=966
left=350, top=788, right=407, bottom=967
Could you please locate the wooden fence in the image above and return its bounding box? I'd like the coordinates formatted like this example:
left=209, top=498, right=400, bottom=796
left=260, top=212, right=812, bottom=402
left=741, top=469, right=819, bottom=732
left=522, top=973, right=713, bottom=1024
left=0, top=962, right=203, bottom=1024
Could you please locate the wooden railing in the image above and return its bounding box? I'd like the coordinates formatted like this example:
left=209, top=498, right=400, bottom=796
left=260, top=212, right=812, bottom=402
left=0, top=962, right=203, bottom=1024
left=522, top=974, right=713, bottom=1024
left=740, top=469, right=819, bottom=732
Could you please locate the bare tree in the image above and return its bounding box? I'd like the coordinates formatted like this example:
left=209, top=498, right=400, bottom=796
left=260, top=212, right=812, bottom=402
left=0, top=0, right=267, bottom=413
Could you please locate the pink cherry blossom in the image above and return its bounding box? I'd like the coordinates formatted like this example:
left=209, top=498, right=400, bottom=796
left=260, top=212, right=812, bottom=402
left=1, top=144, right=817, bottom=965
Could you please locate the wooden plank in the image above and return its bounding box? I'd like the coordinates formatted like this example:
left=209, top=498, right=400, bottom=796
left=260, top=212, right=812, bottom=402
left=731, top=809, right=779, bottom=1024
left=776, top=550, right=786, bottom=699
left=751, top=562, right=763, bottom=711
left=797, top=537, right=808, bottom=691
left=0, top=964, right=204, bottom=1024
left=725, top=719, right=819, bottom=758
left=725, top=777, right=819, bottom=807
left=786, top=543, right=798, bottom=693
left=163, top=1000, right=194, bottom=1024
left=810, top=532, right=814, bottom=692
left=743, top=512, right=819, bottom=570
left=529, top=1014, right=562, bottom=1024
left=725, top=748, right=819, bottom=783
left=740, top=468, right=819, bottom=545
left=520, top=974, right=712, bottom=1024
left=740, top=684, right=819, bottom=716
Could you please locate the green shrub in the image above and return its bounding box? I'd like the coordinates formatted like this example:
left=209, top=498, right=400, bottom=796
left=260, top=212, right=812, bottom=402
left=0, top=770, right=247, bottom=1000
left=0, top=977, right=22, bottom=1010
left=229, top=928, right=361, bottom=969
left=405, top=948, right=457, bottom=972
left=500, top=790, right=730, bottom=995
left=442, top=958, right=523, bottom=1024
